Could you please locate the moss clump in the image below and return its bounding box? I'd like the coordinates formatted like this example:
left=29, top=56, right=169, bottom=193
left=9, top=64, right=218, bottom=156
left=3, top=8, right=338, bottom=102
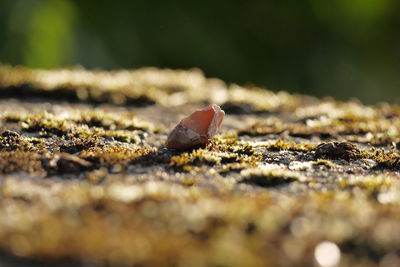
left=219, top=162, right=258, bottom=174
left=1, top=111, right=155, bottom=149
left=59, top=137, right=101, bottom=154
left=238, top=121, right=284, bottom=136
left=21, top=113, right=71, bottom=137
left=265, top=138, right=316, bottom=152
left=238, top=103, right=400, bottom=141
left=76, top=110, right=159, bottom=132
left=0, top=130, right=29, bottom=151
left=80, top=144, right=156, bottom=166
left=227, top=85, right=302, bottom=112
left=67, top=126, right=143, bottom=145
left=169, top=149, right=239, bottom=168
left=0, top=131, right=49, bottom=174
left=0, top=65, right=222, bottom=106
left=1, top=110, right=156, bottom=140
left=0, top=151, right=44, bottom=175
left=0, top=130, right=46, bottom=154
left=361, top=150, right=400, bottom=170
left=312, top=159, right=335, bottom=168
left=169, top=135, right=262, bottom=171
left=102, top=130, right=141, bottom=144
left=181, top=177, right=198, bottom=186
left=212, top=133, right=258, bottom=155
left=338, top=174, right=397, bottom=193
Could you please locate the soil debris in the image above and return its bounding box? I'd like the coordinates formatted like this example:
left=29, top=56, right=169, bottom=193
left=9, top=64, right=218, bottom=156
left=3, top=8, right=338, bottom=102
left=314, top=142, right=361, bottom=161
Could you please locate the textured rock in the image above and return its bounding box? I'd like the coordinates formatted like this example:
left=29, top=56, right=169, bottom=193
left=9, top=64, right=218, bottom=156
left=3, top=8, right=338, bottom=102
left=0, top=65, right=399, bottom=267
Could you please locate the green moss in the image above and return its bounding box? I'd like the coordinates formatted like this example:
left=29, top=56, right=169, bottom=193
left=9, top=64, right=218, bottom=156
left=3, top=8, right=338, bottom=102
left=0, top=130, right=46, bottom=153
left=312, top=159, right=335, bottom=168
left=265, top=139, right=316, bottom=152
left=338, top=174, right=397, bottom=193
left=169, top=135, right=262, bottom=171
left=77, top=110, right=159, bottom=132
left=2, top=113, right=24, bottom=123
left=169, top=149, right=238, bottom=168
left=0, top=150, right=44, bottom=174
left=181, top=177, right=198, bottom=186
left=227, top=85, right=302, bottom=112
left=2, top=66, right=400, bottom=267
left=219, top=162, right=258, bottom=174
left=212, top=133, right=257, bottom=155
left=103, top=130, right=141, bottom=144
left=59, top=136, right=101, bottom=153
left=80, top=144, right=156, bottom=166
left=21, top=113, right=71, bottom=136
left=1, top=110, right=157, bottom=138
left=239, top=109, right=400, bottom=141
left=238, top=121, right=283, bottom=136
left=361, top=150, right=400, bottom=170
left=1, top=111, right=156, bottom=150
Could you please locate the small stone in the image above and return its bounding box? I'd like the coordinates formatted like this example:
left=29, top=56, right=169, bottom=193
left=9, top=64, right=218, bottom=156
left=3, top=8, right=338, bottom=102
left=166, top=104, right=224, bottom=150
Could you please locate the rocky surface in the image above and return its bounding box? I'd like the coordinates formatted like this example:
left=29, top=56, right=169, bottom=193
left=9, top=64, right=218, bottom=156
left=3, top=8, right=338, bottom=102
left=0, top=65, right=399, bottom=267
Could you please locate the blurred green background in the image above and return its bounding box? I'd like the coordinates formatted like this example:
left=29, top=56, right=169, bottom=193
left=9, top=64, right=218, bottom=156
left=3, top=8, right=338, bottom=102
left=0, top=0, right=399, bottom=104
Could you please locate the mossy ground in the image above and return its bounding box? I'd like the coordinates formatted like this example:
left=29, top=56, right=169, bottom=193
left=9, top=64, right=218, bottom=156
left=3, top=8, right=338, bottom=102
left=0, top=66, right=400, bottom=267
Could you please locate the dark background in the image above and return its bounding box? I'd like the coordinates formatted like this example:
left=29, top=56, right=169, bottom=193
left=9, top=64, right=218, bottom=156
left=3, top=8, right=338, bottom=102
left=1, top=0, right=399, bottom=104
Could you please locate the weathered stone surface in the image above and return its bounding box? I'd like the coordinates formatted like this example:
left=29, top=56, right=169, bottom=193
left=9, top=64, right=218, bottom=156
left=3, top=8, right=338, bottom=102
left=0, top=66, right=399, bottom=267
